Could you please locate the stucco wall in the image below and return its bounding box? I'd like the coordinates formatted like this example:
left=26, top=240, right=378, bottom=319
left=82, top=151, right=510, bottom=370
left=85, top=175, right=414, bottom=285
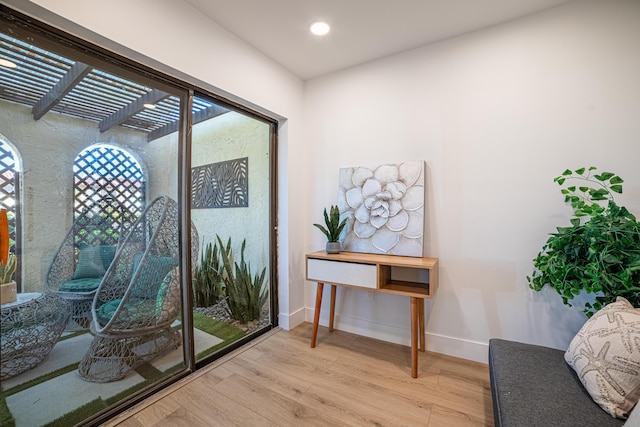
left=191, top=111, right=271, bottom=270
left=0, top=101, right=154, bottom=292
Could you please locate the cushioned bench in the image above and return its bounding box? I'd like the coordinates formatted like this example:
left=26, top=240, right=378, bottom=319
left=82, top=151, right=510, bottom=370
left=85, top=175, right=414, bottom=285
left=488, top=339, right=625, bottom=427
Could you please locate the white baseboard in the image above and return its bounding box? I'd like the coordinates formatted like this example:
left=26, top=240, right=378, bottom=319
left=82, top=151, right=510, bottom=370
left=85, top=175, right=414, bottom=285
left=304, top=307, right=488, bottom=364
left=278, top=306, right=305, bottom=330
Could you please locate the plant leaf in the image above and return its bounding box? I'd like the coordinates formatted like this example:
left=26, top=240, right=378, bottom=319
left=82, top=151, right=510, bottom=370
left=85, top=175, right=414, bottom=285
left=595, top=172, right=614, bottom=181
left=610, top=185, right=623, bottom=194
left=610, top=176, right=624, bottom=184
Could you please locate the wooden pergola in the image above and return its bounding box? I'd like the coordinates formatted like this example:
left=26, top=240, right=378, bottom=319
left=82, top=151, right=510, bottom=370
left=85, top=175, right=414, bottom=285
left=0, top=32, right=229, bottom=142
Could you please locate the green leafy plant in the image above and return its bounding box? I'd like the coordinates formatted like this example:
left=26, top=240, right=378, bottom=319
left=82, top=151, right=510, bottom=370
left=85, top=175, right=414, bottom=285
left=193, top=240, right=225, bottom=307
left=528, top=167, right=640, bottom=317
left=217, top=235, right=268, bottom=323
left=313, top=205, right=347, bottom=242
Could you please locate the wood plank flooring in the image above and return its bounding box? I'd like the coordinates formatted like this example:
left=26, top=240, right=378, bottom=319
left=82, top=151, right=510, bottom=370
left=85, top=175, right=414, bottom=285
left=104, top=323, right=494, bottom=426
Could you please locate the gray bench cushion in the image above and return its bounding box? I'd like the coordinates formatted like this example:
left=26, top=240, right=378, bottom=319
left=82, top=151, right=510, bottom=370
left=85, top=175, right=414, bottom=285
left=489, top=339, right=624, bottom=427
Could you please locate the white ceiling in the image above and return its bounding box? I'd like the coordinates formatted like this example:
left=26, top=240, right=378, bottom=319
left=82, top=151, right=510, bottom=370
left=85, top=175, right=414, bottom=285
left=184, top=0, right=574, bottom=80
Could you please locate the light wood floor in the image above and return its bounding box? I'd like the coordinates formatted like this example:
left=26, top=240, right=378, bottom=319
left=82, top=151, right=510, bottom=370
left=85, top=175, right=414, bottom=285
left=104, top=323, right=494, bottom=426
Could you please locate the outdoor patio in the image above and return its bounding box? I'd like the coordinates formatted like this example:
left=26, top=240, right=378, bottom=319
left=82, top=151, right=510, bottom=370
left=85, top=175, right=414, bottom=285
left=1, top=322, right=223, bottom=426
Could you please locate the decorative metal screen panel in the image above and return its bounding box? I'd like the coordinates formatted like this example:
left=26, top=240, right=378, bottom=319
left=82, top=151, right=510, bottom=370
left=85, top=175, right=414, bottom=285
left=191, top=157, right=249, bottom=209
left=73, top=145, right=145, bottom=246
left=0, top=140, right=18, bottom=247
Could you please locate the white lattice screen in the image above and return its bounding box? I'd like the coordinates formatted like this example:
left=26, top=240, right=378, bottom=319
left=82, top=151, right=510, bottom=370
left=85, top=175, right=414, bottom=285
left=73, top=145, right=145, bottom=247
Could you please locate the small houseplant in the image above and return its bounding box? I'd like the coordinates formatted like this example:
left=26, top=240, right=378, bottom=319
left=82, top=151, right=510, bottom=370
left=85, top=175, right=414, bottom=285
left=313, top=205, right=347, bottom=254
left=0, top=208, right=17, bottom=304
left=527, top=167, right=640, bottom=317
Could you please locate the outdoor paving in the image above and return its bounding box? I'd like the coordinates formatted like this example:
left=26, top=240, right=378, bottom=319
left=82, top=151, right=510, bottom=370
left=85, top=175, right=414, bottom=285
left=3, top=327, right=223, bottom=426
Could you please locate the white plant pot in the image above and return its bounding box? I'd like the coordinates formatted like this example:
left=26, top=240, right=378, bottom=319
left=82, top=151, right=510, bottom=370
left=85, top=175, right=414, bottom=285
left=0, top=280, right=17, bottom=305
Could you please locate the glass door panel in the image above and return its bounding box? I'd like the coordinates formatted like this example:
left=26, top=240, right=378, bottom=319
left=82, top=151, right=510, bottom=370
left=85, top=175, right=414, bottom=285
left=0, top=26, right=188, bottom=426
left=190, top=96, right=273, bottom=362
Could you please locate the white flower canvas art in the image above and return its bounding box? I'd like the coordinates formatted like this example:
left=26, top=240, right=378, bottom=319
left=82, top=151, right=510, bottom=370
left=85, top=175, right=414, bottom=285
left=337, top=161, right=425, bottom=257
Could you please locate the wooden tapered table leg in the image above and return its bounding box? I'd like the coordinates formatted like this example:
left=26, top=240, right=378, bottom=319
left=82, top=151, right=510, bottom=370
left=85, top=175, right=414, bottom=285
left=418, top=298, right=425, bottom=352
left=329, top=284, right=336, bottom=332
left=410, top=297, right=418, bottom=378
left=311, top=282, right=324, bottom=348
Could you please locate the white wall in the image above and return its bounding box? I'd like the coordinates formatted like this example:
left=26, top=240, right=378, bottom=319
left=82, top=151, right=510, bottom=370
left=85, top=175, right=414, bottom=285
left=304, top=0, right=640, bottom=362
left=5, top=0, right=307, bottom=329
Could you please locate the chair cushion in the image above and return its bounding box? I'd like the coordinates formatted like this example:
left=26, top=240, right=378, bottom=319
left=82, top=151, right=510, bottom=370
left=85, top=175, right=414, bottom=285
left=565, top=297, right=640, bottom=419
left=72, top=245, right=105, bottom=279
left=99, top=245, right=117, bottom=270
left=96, top=268, right=180, bottom=327
left=131, top=253, right=178, bottom=299
left=156, top=268, right=180, bottom=322
left=59, top=277, right=102, bottom=293
left=96, top=298, right=157, bottom=325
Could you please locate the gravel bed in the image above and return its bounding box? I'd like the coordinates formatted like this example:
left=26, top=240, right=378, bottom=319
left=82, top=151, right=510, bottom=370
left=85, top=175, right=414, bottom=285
left=194, top=299, right=270, bottom=335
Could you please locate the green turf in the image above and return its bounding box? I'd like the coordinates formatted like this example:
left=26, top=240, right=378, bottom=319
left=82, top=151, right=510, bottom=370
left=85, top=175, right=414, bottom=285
left=0, top=396, right=15, bottom=427
left=134, top=362, right=163, bottom=381
left=192, top=311, right=245, bottom=359
left=58, top=330, right=89, bottom=342
left=42, top=398, right=107, bottom=427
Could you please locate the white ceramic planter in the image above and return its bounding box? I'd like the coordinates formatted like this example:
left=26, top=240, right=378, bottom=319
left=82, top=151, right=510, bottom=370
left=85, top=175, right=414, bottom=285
left=0, top=280, right=17, bottom=305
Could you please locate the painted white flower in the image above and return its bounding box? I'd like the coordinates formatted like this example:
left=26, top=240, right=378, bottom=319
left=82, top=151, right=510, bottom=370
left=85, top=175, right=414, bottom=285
left=338, top=161, right=424, bottom=256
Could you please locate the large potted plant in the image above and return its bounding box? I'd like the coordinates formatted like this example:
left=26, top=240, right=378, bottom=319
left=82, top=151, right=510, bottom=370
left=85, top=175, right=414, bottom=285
left=313, top=205, right=347, bottom=254
left=528, top=167, right=640, bottom=317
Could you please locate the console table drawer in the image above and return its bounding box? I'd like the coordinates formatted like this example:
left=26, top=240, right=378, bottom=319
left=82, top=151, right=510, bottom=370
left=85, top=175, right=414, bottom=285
left=306, top=258, right=377, bottom=289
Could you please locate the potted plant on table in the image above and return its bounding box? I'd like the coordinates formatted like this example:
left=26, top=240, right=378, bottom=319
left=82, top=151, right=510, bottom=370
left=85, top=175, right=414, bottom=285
left=0, top=208, right=17, bottom=304
left=527, top=167, right=640, bottom=317
left=314, top=205, right=347, bottom=254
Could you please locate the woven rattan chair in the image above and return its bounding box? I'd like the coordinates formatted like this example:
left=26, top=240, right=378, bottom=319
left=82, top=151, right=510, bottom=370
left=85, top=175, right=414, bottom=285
left=78, top=195, right=198, bottom=382
left=46, top=199, right=134, bottom=331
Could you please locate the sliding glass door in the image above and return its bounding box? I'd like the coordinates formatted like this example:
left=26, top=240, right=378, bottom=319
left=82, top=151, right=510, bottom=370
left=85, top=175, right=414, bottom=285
left=190, top=95, right=275, bottom=364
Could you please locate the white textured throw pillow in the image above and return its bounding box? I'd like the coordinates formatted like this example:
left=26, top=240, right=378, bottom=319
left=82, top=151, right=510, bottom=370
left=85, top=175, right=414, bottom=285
left=565, top=297, right=640, bottom=419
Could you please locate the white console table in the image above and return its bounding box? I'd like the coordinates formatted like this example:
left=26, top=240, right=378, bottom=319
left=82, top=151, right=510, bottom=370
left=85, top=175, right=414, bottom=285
left=305, top=250, right=439, bottom=378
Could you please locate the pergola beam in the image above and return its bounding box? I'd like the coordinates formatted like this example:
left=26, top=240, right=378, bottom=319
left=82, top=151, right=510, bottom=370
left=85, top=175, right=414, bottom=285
left=32, top=61, right=92, bottom=120
left=99, top=89, right=171, bottom=133
left=147, top=104, right=230, bottom=142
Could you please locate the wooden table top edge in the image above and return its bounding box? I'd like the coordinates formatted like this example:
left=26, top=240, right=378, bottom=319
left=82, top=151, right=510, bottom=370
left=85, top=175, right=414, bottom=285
left=306, top=250, right=438, bottom=269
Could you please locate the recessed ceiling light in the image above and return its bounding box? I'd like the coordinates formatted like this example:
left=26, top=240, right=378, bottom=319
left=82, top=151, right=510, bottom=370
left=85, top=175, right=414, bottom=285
left=0, top=58, right=17, bottom=68
left=144, top=103, right=156, bottom=109
left=310, top=22, right=330, bottom=36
